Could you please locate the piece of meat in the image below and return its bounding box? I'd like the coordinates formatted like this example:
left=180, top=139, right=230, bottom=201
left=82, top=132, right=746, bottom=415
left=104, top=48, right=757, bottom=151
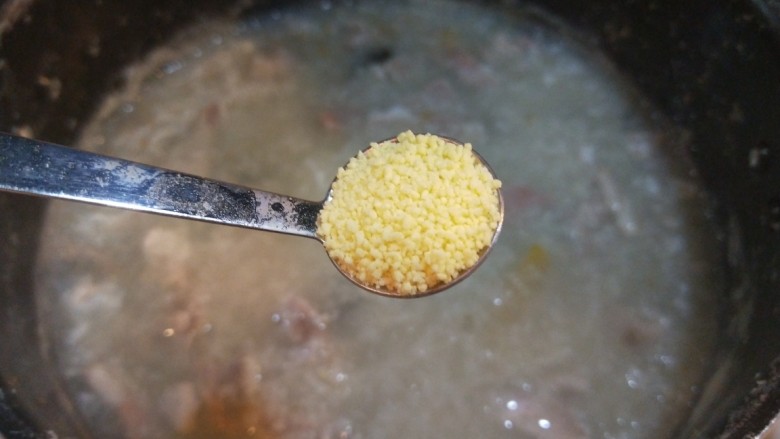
left=84, top=364, right=151, bottom=439
left=273, top=296, right=328, bottom=345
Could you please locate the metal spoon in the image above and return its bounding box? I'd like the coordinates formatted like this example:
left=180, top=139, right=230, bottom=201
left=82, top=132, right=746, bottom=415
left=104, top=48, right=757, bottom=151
left=0, top=131, right=503, bottom=298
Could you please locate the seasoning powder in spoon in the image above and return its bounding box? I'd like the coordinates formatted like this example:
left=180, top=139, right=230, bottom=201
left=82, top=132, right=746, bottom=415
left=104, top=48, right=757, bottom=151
left=318, top=130, right=502, bottom=295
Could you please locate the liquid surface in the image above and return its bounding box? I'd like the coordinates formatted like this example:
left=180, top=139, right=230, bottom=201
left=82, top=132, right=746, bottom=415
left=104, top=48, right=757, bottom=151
left=36, top=1, right=721, bottom=438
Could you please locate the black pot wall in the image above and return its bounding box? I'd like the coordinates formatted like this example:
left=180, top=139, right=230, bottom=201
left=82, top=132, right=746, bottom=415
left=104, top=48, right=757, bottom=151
left=1, top=1, right=779, bottom=438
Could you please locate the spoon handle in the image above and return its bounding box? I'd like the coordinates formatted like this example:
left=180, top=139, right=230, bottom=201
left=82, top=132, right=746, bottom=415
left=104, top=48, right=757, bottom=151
left=0, top=132, right=321, bottom=238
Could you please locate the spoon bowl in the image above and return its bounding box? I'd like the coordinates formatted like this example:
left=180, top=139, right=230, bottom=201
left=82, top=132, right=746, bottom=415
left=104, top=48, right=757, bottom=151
left=0, top=131, right=503, bottom=297
left=325, top=135, right=504, bottom=298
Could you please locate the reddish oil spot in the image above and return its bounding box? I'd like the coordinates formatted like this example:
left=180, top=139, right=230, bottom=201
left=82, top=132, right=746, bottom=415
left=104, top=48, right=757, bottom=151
left=319, top=110, right=342, bottom=132
left=202, top=103, right=221, bottom=127
left=503, top=185, right=546, bottom=214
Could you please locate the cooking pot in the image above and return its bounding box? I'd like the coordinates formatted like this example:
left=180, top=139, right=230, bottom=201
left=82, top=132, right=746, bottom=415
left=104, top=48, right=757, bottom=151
left=1, top=0, right=779, bottom=437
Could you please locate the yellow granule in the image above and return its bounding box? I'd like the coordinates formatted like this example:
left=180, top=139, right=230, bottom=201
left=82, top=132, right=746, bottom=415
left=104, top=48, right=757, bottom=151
left=317, top=130, right=502, bottom=295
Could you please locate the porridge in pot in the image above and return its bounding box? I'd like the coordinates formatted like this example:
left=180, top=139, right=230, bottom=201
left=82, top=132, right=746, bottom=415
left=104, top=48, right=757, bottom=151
left=35, top=1, right=722, bottom=438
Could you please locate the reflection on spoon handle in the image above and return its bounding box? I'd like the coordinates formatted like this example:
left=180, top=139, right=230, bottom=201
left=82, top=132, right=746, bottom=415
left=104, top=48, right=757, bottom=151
left=0, top=132, right=321, bottom=238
